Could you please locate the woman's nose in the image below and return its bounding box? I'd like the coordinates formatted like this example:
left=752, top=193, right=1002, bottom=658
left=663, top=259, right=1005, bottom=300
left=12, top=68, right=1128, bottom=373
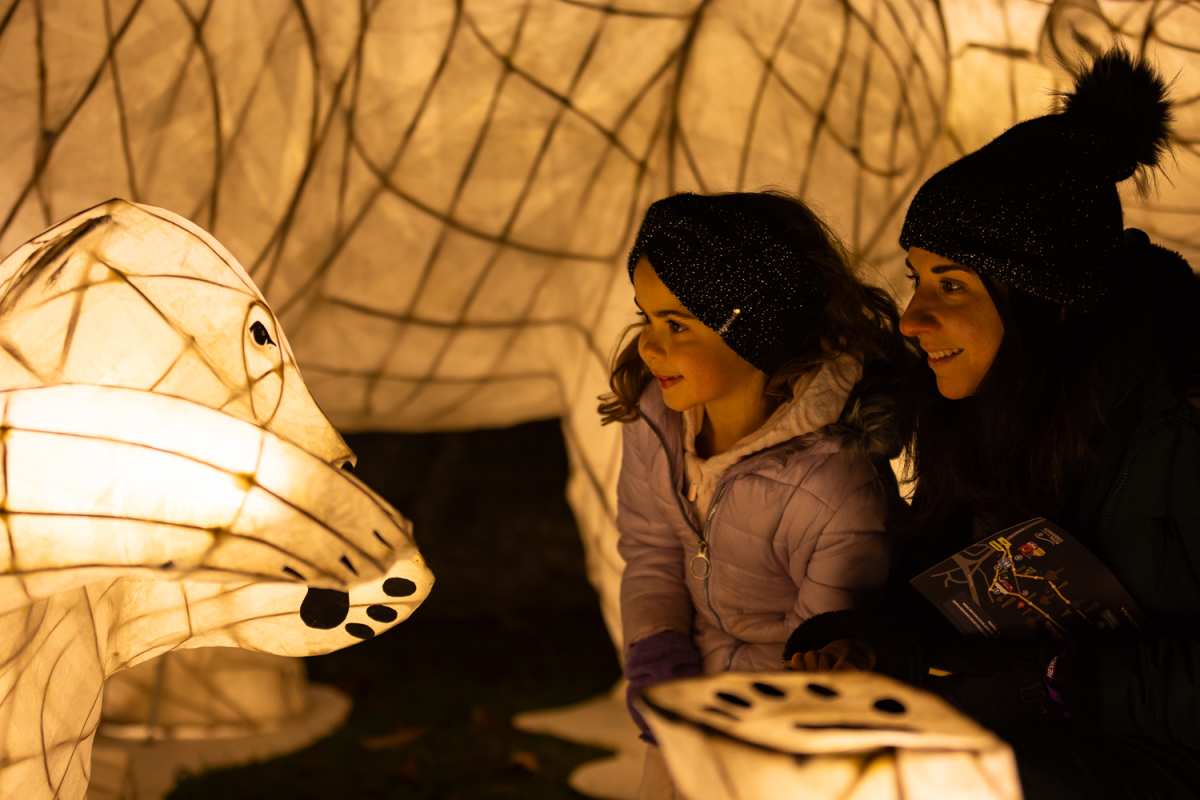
left=899, top=294, right=935, bottom=338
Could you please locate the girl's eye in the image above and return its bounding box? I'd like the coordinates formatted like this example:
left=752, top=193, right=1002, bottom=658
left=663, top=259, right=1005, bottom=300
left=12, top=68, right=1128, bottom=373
left=666, top=319, right=686, bottom=334
left=939, top=279, right=965, bottom=294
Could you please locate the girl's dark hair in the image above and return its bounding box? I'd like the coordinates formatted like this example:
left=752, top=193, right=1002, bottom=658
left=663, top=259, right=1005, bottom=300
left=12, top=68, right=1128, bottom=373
left=904, top=245, right=1200, bottom=533
left=597, top=191, right=918, bottom=434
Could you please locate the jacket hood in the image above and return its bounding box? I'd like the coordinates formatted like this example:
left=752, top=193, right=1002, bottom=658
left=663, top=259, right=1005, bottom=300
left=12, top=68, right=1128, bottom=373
left=820, top=364, right=909, bottom=460
left=637, top=354, right=903, bottom=461
left=636, top=354, right=904, bottom=516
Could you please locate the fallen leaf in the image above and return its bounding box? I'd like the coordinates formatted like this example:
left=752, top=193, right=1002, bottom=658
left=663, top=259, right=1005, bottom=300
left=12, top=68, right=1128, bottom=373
left=469, top=705, right=494, bottom=728
left=510, top=750, right=540, bottom=773
left=360, top=725, right=426, bottom=751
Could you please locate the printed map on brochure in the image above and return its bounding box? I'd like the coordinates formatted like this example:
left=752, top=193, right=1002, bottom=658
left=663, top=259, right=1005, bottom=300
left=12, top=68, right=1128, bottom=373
left=910, top=517, right=1143, bottom=638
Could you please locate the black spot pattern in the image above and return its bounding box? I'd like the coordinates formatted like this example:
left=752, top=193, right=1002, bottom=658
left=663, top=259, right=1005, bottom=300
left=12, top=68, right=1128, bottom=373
left=873, top=697, right=906, bottom=715
left=282, top=566, right=305, bottom=580
left=383, top=577, right=416, bottom=597
left=345, top=623, right=374, bottom=639
left=806, top=682, right=839, bottom=699
left=751, top=681, right=785, bottom=698
left=794, top=722, right=918, bottom=731
left=367, top=604, right=398, bottom=622
left=299, top=587, right=349, bottom=629
left=702, top=705, right=740, bottom=721
left=715, top=691, right=751, bottom=708
left=339, top=554, right=358, bottom=576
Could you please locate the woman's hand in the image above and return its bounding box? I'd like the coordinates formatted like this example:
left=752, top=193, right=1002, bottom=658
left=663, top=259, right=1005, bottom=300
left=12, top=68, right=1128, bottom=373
left=787, top=637, right=876, bottom=672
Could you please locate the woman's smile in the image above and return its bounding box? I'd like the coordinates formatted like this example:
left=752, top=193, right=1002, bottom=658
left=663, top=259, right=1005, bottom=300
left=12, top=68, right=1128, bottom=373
left=900, top=247, right=1004, bottom=399
left=656, top=374, right=683, bottom=389
left=924, top=346, right=964, bottom=368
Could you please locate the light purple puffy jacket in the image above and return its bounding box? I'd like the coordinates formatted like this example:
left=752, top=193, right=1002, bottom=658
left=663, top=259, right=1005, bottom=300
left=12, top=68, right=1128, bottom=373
left=617, top=381, right=896, bottom=673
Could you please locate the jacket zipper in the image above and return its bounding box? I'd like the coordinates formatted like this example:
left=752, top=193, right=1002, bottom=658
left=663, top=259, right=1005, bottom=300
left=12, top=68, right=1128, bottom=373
left=637, top=413, right=733, bottom=632
left=638, top=413, right=703, bottom=535
left=697, top=481, right=731, bottom=637
left=636, top=411, right=802, bottom=648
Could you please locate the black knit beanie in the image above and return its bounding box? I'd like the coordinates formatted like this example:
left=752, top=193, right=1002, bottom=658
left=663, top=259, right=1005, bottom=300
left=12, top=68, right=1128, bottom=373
left=627, top=192, right=826, bottom=373
left=900, top=48, right=1174, bottom=306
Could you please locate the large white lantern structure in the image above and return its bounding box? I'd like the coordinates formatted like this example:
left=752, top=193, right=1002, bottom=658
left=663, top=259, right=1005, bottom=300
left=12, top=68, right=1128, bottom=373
left=0, top=200, right=434, bottom=800
left=0, top=2, right=1196, bottom=796
left=0, top=0, right=1195, bottom=669
left=636, top=671, right=1022, bottom=800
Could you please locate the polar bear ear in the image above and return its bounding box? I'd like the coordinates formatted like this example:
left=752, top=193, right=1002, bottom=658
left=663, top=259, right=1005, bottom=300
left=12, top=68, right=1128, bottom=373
left=636, top=671, right=1021, bottom=800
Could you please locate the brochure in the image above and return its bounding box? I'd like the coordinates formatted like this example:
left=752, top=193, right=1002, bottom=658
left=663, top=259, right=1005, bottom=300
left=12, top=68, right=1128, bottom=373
left=910, top=517, right=1142, bottom=638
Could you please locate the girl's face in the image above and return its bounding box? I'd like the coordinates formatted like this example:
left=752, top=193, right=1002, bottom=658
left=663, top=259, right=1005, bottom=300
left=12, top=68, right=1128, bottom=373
left=632, top=257, right=763, bottom=413
left=900, top=247, right=1005, bottom=399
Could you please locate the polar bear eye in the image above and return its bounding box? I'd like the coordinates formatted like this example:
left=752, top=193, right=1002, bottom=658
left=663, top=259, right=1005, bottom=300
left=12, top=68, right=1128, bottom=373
left=250, top=320, right=276, bottom=347
left=243, top=305, right=284, bottom=425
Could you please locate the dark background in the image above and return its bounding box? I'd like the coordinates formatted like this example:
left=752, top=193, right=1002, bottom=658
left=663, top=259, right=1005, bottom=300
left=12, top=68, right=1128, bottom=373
left=170, top=421, right=622, bottom=799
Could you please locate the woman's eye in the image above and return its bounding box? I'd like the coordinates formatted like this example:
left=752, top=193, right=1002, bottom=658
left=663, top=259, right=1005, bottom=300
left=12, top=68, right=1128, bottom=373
left=666, top=319, right=686, bottom=334
left=939, top=279, right=965, bottom=294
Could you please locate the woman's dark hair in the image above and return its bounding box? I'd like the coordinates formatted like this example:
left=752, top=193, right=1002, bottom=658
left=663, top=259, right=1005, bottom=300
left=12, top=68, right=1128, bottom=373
left=597, top=190, right=918, bottom=434
left=904, top=243, right=1200, bottom=532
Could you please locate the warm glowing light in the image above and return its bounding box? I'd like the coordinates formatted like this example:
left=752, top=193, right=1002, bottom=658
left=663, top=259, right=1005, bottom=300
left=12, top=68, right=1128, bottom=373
left=0, top=201, right=433, bottom=800
left=637, top=671, right=1022, bottom=800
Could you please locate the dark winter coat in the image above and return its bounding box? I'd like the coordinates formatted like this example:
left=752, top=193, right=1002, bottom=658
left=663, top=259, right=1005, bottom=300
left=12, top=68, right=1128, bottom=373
left=786, top=312, right=1200, bottom=798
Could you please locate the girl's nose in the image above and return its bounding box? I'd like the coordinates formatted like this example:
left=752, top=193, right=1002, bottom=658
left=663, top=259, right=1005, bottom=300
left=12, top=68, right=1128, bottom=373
left=638, top=328, right=665, bottom=359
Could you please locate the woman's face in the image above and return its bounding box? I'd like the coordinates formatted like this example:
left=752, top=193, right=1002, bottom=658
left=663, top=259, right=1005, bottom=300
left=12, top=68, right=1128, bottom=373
left=632, top=256, right=762, bottom=412
left=900, top=247, right=1005, bottom=399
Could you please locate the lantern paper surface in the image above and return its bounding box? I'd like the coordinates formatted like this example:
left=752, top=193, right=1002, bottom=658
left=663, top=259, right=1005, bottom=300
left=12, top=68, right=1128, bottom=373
left=0, top=200, right=433, bottom=800
left=0, top=6, right=1196, bottom=795
left=0, top=1, right=1196, bottom=667
left=636, top=671, right=1022, bottom=800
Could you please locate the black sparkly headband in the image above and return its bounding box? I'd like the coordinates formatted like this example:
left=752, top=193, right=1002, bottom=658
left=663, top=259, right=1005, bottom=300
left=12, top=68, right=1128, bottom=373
left=627, top=192, right=825, bottom=373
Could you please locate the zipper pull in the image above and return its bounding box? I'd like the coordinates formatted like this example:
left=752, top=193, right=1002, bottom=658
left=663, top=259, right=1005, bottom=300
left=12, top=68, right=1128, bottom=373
left=690, top=541, right=711, bottom=579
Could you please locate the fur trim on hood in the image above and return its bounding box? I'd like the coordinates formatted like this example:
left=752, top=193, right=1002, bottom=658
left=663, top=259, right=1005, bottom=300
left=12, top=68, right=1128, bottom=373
left=680, top=354, right=901, bottom=516
left=820, top=368, right=908, bottom=460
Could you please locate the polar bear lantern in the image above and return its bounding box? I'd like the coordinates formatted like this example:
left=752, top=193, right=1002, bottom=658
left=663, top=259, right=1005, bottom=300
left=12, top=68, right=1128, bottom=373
left=0, top=199, right=434, bottom=800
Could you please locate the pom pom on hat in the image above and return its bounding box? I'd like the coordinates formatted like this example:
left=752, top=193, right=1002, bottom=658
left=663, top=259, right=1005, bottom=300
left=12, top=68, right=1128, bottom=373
left=1060, top=47, right=1174, bottom=183
left=899, top=47, right=1179, bottom=307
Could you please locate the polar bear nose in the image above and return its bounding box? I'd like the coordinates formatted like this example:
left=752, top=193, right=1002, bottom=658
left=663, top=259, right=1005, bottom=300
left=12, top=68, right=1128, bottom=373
left=298, top=577, right=419, bottom=634
left=300, top=587, right=349, bottom=629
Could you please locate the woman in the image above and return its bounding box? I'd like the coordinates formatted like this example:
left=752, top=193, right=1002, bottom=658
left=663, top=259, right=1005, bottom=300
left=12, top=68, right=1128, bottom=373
left=786, top=48, right=1200, bottom=798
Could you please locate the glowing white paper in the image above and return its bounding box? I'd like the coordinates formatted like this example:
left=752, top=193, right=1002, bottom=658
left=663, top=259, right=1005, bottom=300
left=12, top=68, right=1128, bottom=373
left=637, top=670, right=1022, bottom=800
left=0, top=200, right=433, bottom=800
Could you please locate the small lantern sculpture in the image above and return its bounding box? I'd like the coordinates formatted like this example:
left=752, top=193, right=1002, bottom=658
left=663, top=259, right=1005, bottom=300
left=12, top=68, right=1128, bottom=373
left=636, top=671, right=1022, bottom=800
left=0, top=200, right=434, bottom=800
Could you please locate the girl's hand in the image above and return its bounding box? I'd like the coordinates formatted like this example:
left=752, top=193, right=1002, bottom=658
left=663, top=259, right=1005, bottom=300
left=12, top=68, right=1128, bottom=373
left=787, top=638, right=876, bottom=672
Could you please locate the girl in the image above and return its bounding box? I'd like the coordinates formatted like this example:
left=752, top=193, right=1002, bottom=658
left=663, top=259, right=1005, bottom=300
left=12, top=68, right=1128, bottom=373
left=786, top=49, right=1200, bottom=799
left=599, top=191, right=915, bottom=796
